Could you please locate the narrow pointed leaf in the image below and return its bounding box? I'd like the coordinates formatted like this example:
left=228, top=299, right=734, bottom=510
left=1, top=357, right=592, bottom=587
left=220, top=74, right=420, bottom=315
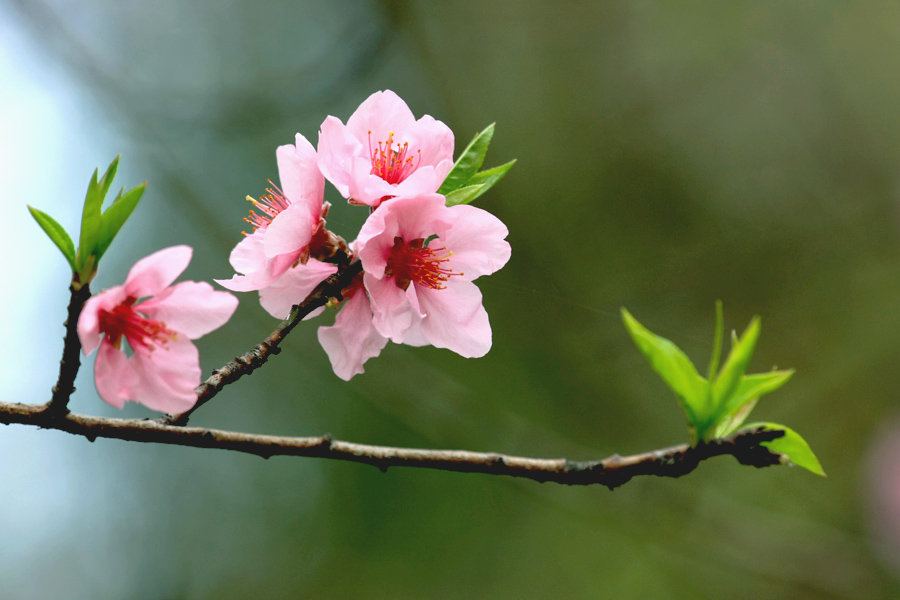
left=77, top=168, right=103, bottom=269
left=438, top=123, right=495, bottom=194
left=621, top=308, right=708, bottom=425
left=445, top=184, right=486, bottom=207
left=707, top=300, right=724, bottom=382
left=715, top=370, right=793, bottom=429
left=743, top=422, right=825, bottom=476
left=28, top=206, right=77, bottom=271
left=461, top=159, right=517, bottom=203
left=96, top=182, right=146, bottom=260
left=96, top=156, right=120, bottom=204
left=714, top=398, right=758, bottom=438
left=712, top=317, right=761, bottom=412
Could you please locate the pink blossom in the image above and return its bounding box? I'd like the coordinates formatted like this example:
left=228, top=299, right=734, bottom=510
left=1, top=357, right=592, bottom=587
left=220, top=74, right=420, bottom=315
left=356, top=193, right=510, bottom=358
left=77, top=246, right=238, bottom=413
left=317, top=274, right=388, bottom=381
left=217, top=133, right=337, bottom=317
left=317, top=90, right=455, bottom=208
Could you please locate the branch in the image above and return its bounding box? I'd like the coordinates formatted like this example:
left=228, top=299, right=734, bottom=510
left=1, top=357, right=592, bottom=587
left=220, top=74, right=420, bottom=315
left=46, top=283, right=92, bottom=416
left=163, top=260, right=363, bottom=426
left=0, top=401, right=785, bottom=489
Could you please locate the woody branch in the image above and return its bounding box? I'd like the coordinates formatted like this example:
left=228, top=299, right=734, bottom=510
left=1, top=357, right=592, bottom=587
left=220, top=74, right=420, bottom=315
left=0, top=402, right=785, bottom=489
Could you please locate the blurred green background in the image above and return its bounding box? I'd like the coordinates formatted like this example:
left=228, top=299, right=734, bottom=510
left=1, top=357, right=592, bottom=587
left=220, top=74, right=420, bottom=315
left=4, top=1, right=900, bottom=598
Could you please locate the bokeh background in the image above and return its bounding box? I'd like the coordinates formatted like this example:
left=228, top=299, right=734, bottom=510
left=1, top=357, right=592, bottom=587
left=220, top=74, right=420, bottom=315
left=3, top=1, right=900, bottom=598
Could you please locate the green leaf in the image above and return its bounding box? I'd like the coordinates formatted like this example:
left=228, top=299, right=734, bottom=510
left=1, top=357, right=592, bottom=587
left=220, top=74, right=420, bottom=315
left=621, top=308, right=708, bottom=427
left=77, top=167, right=103, bottom=271
left=713, top=398, right=758, bottom=438
left=707, top=300, right=724, bottom=382
left=715, top=370, right=794, bottom=434
left=28, top=206, right=77, bottom=271
left=95, top=182, right=146, bottom=260
left=445, top=184, right=486, bottom=207
left=743, top=422, right=825, bottom=476
left=438, top=123, right=495, bottom=194
left=461, top=159, right=517, bottom=203
left=711, top=317, right=761, bottom=412
left=96, top=156, right=120, bottom=205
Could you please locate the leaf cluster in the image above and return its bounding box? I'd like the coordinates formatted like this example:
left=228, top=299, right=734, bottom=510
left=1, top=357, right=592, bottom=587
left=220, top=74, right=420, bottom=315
left=621, top=302, right=824, bottom=476
left=438, top=123, right=516, bottom=206
left=28, top=157, right=145, bottom=288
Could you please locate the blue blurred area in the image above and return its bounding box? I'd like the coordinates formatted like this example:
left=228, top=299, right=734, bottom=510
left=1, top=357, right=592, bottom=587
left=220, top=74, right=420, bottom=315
left=4, top=1, right=900, bottom=598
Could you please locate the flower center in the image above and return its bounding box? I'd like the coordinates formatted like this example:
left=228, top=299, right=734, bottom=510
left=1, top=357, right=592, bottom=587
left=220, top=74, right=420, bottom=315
left=384, top=236, right=462, bottom=291
left=242, top=180, right=291, bottom=235
left=98, top=300, right=177, bottom=352
left=369, top=131, right=421, bottom=184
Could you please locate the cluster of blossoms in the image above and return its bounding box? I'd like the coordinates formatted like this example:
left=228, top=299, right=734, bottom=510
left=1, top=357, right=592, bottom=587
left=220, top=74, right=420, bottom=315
left=78, top=90, right=510, bottom=413
left=218, top=90, right=511, bottom=380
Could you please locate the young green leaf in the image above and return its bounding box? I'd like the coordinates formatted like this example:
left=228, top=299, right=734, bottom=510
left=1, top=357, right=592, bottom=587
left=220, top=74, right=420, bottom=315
left=742, top=422, right=825, bottom=476
left=713, top=370, right=794, bottom=437
left=711, top=317, right=761, bottom=411
left=713, top=398, right=758, bottom=439
left=707, top=300, right=724, bottom=382
left=77, top=167, right=103, bottom=270
left=96, top=156, right=120, bottom=205
left=438, top=123, right=495, bottom=194
left=27, top=206, right=77, bottom=271
left=95, top=182, right=146, bottom=260
left=445, top=184, right=486, bottom=207
left=621, top=308, right=708, bottom=426
left=460, top=159, right=517, bottom=203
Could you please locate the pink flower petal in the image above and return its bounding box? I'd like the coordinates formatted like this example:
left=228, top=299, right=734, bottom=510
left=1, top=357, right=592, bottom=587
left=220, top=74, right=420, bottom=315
left=412, top=280, right=492, bottom=358
left=258, top=259, right=337, bottom=319
left=94, top=340, right=136, bottom=409
left=390, top=166, right=447, bottom=201
left=345, top=90, right=416, bottom=142
left=128, top=338, right=201, bottom=414
left=317, top=287, right=388, bottom=381
left=442, top=204, right=511, bottom=279
left=364, top=272, right=423, bottom=342
left=317, top=115, right=360, bottom=198
left=216, top=237, right=301, bottom=293
left=263, top=203, right=315, bottom=258
left=124, top=245, right=192, bottom=299
left=137, top=281, right=238, bottom=339
left=403, top=114, right=455, bottom=171
left=276, top=133, right=324, bottom=222
left=226, top=231, right=266, bottom=274
left=347, top=157, right=395, bottom=207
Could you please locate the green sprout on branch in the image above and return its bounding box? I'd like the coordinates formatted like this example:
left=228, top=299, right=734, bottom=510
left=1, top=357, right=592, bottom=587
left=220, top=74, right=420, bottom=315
left=622, top=302, right=824, bottom=476
left=27, top=156, right=146, bottom=288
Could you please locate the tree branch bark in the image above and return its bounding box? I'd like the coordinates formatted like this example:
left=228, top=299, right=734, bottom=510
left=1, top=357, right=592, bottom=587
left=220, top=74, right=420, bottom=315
left=45, top=283, right=91, bottom=416
left=1, top=400, right=785, bottom=489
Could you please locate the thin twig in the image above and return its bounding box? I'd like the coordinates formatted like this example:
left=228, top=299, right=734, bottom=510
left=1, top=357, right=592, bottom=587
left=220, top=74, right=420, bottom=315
left=45, top=283, right=92, bottom=416
left=0, top=401, right=786, bottom=488
left=163, top=260, right=363, bottom=426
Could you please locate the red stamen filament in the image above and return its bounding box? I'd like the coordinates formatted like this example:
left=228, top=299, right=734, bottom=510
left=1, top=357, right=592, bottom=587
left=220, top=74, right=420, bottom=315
left=369, top=130, right=421, bottom=184
left=242, top=179, right=291, bottom=235
left=385, top=237, right=463, bottom=291
left=98, top=301, right=177, bottom=352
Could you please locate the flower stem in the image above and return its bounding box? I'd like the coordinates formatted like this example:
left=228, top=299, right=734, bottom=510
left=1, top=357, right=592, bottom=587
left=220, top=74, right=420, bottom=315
left=163, top=259, right=363, bottom=426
